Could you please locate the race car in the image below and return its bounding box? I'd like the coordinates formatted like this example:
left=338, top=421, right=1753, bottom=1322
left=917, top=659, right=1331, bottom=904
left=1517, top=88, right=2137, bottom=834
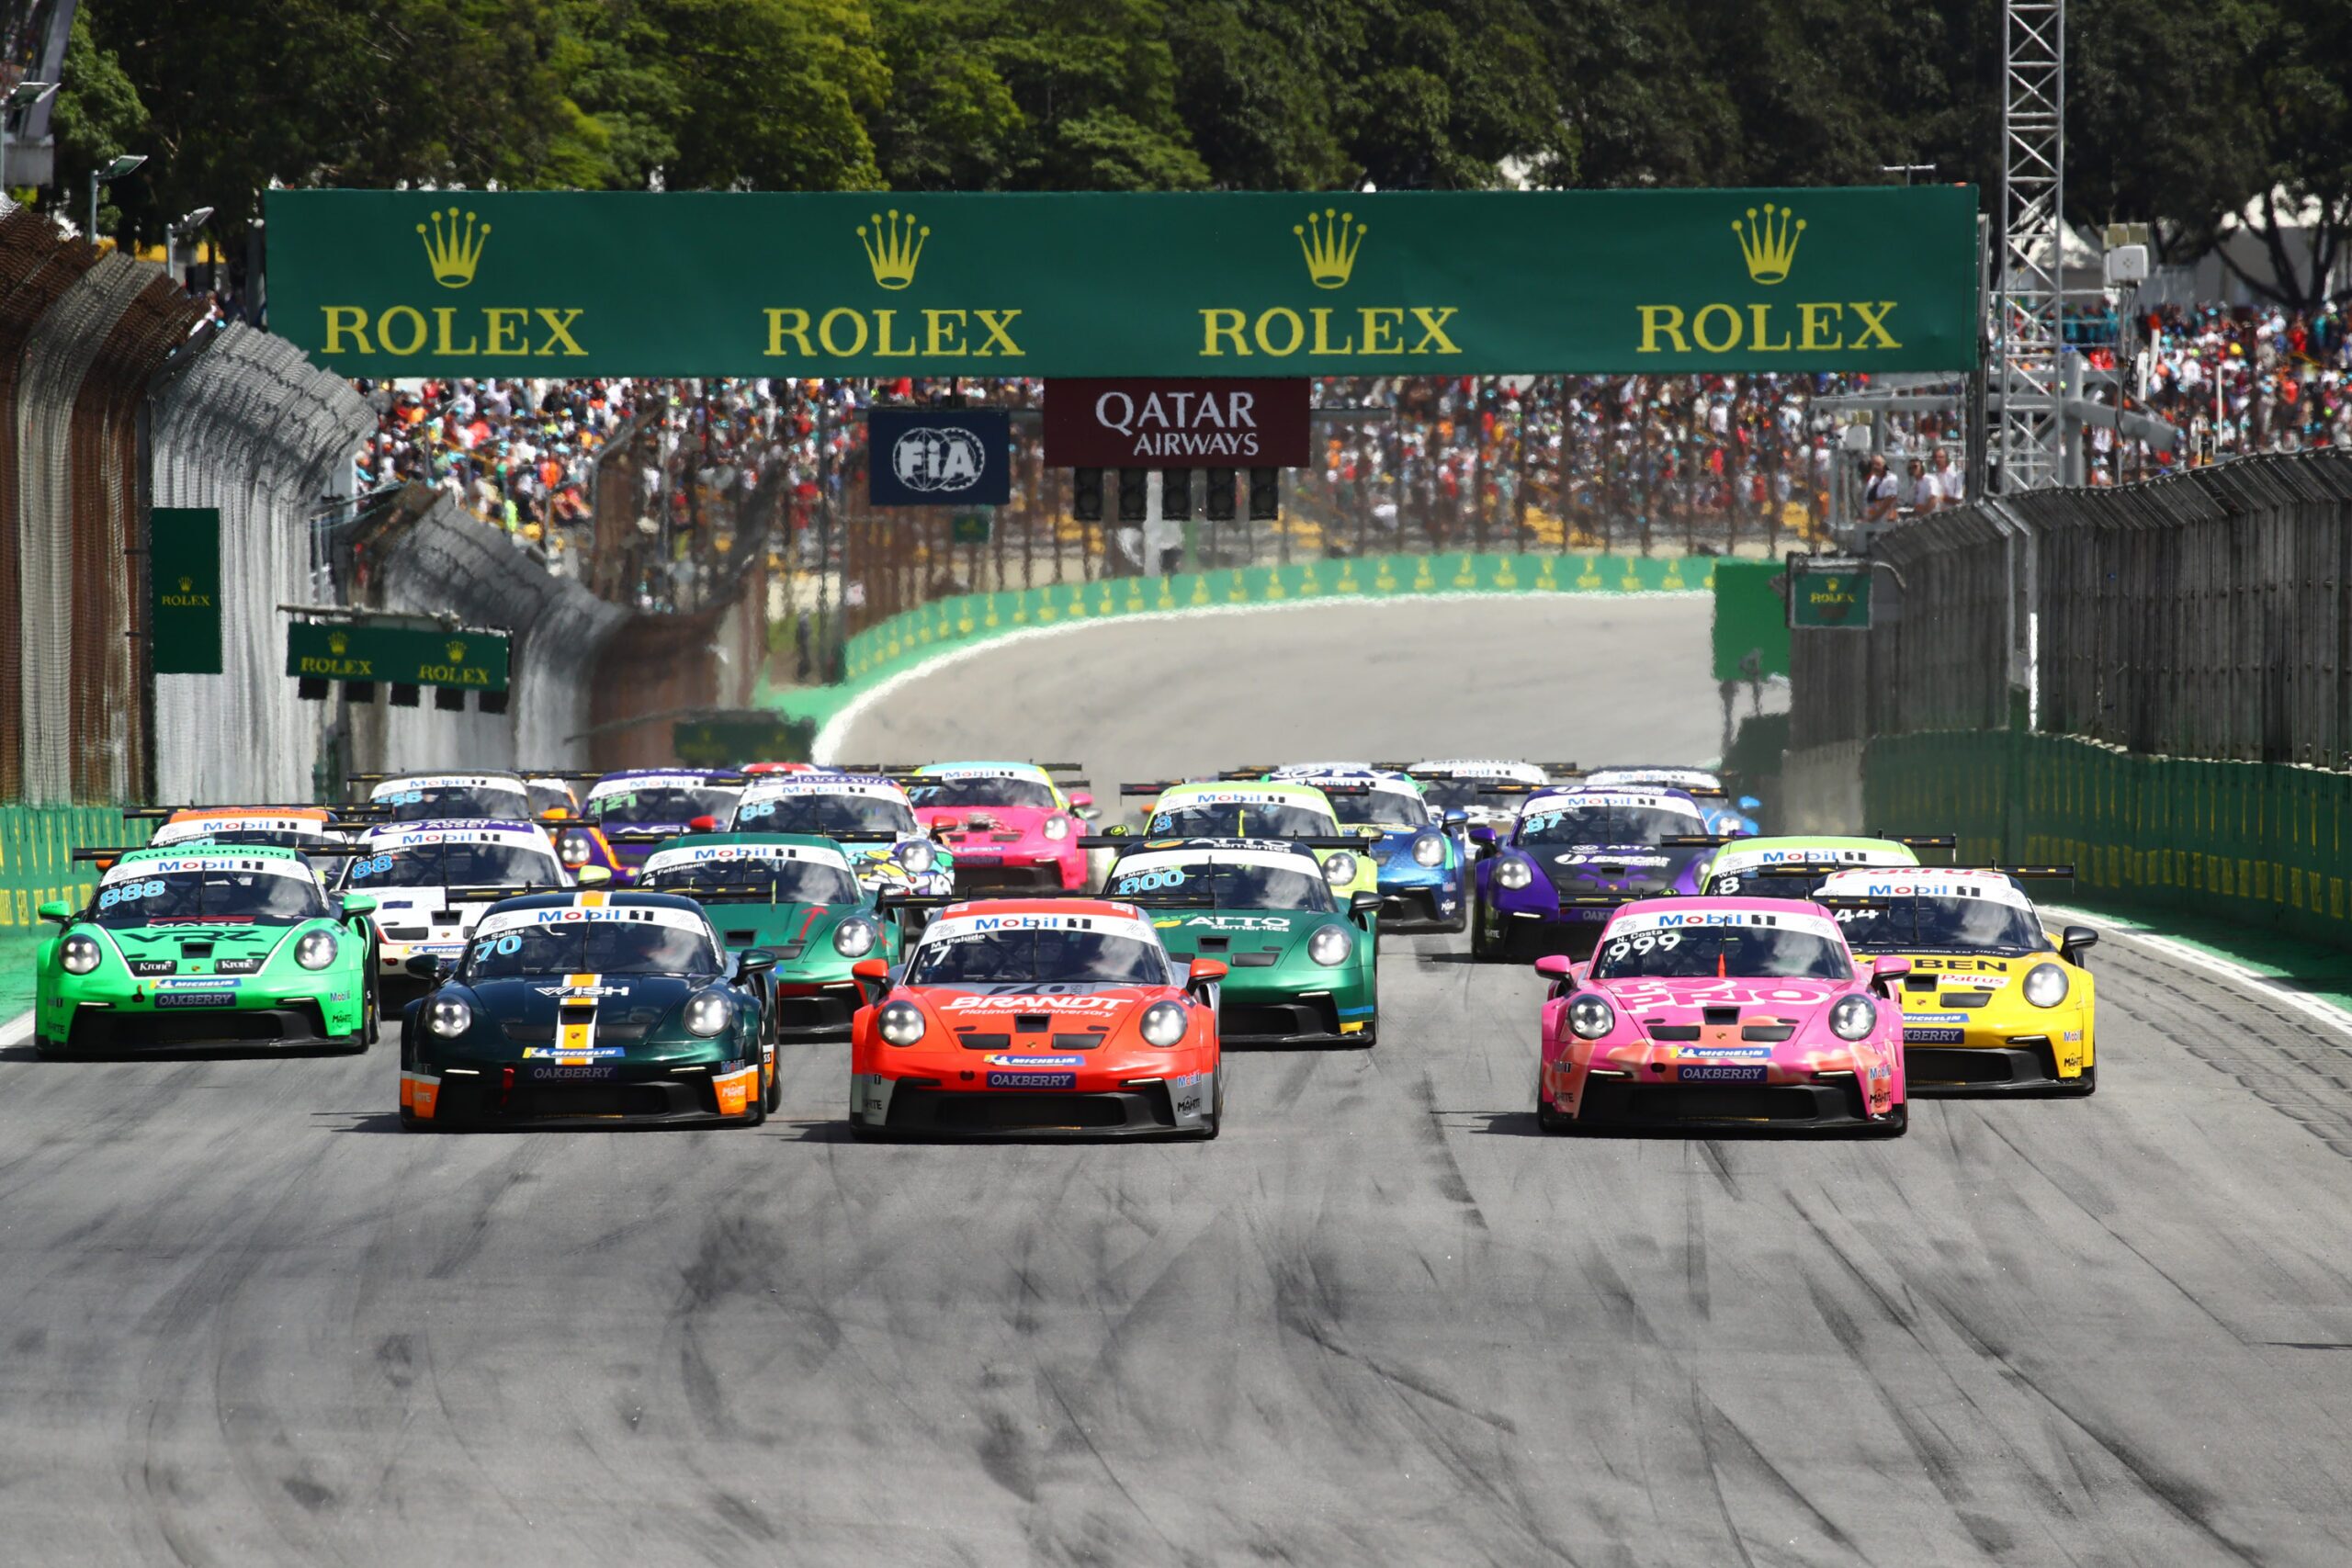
left=635, top=832, right=900, bottom=1044
left=1695, top=834, right=1939, bottom=897
left=1258, top=765, right=1468, bottom=931
left=1816, top=865, right=2099, bottom=1096
left=727, top=772, right=956, bottom=897
left=118, top=804, right=367, bottom=878
left=356, top=771, right=535, bottom=823
left=338, top=818, right=582, bottom=1004
left=578, top=768, right=748, bottom=882
left=1104, top=838, right=1380, bottom=1045
left=1114, top=779, right=1379, bottom=904
left=1582, top=765, right=1761, bottom=838
left=34, top=844, right=379, bottom=1055
left=398, top=889, right=775, bottom=1130
left=1532, top=897, right=1909, bottom=1135
left=1391, top=761, right=1573, bottom=831
left=846, top=897, right=1226, bottom=1139
left=524, top=775, right=582, bottom=819
left=1471, top=786, right=1729, bottom=960
left=741, top=761, right=819, bottom=776
left=899, top=761, right=1094, bottom=894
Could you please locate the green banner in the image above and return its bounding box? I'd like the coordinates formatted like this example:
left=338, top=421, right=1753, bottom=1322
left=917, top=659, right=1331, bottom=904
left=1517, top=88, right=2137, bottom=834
left=268, top=187, right=1979, bottom=378
left=285, top=622, right=513, bottom=692
left=1789, top=556, right=1871, bottom=629
left=1713, top=558, right=1792, bottom=681
left=150, top=507, right=222, bottom=675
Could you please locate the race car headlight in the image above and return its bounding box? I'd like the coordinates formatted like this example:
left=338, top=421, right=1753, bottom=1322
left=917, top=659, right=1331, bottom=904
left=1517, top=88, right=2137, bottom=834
left=295, top=930, right=340, bottom=970
left=1320, top=851, right=1358, bottom=887
left=1829, top=994, right=1878, bottom=1041
left=1496, top=858, right=1534, bottom=891
left=684, top=991, right=730, bottom=1037
left=558, top=832, right=591, bottom=867
left=1139, top=1000, right=1189, bottom=1047
left=894, top=840, right=937, bottom=874
left=2022, top=963, right=2069, bottom=1009
left=1566, top=994, right=1615, bottom=1039
left=831, top=918, right=877, bottom=958
left=1410, top=831, right=1447, bottom=867
left=427, top=997, right=472, bottom=1037
left=61, top=933, right=102, bottom=976
left=1042, top=816, right=1071, bottom=841
left=876, top=999, right=926, bottom=1046
left=1307, top=925, right=1352, bottom=967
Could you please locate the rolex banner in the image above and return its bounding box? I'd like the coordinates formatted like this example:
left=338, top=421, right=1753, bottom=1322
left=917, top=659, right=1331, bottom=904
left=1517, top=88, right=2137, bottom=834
left=285, top=623, right=512, bottom=692
left=268, top=186, right=1978, bottom=378
left=150, top=507, right=222, bottom=676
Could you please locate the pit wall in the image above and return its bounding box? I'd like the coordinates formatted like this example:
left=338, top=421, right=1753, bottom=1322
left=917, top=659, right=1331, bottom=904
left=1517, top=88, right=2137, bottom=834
left=769, top=551, right=1714, bottom=728
left=1813, top=731, right=2352, bottom=950
left=0, top=805, right=139, bottom=1018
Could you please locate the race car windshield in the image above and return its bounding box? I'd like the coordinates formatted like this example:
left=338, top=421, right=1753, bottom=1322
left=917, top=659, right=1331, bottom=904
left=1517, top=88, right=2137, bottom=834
left=91, top=869, right=327, bottom=928
left=909, top=931, right=1168, bottom=987
left=1837, top=895, right=2044, bottom=953
left=908, top=778, right=1058, bottom=810
left=345, top=842, right=561, bottom=890
left=164, top=829, right=313, bottom=850
left=1704, top=866, right=1846, bottom=900
left=1519, top=805, right=1692, bottom=847
left=735, top=795, right=917, bottom=835
left=590, top=787, right=741, bottom=827
left=641, top=860, right=861, bottom=904
left=1109, top=863, right=1335, bottom=911
left=464, top=923, right=723, bottom=979
left=526, top=784, right=575, bottom=817
left=1411, top=778, right=1492, bottom=810
left=1326, top=791, right=1428, bottom=829
left=378, top=785, right=527, bottom=822
left=1149, top=804, right=1335, bottom=839
left=1594, top=927, right=1851, bottom=981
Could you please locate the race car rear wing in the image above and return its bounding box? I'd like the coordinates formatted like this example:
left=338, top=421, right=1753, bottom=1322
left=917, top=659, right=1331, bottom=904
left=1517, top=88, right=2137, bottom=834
left=1373, top=761, right=1580, bottom=776
left=1078, top=835, right=1370, bottom=852
left=1953, top=863, right=2075, bottom=878
left=835, top=761, right=1083, bottom=775
left=72, top=843, right=366, bottom=861
left=123, top=803, right=370, bottom=819
left=601, top=829, right=675, bottom=845
left=1661, top=834, right=1737, bottom=848
left=444, top=882, right=586, bottom=903
left=1863, top=832, right=1959, bottom=858
left=346, top=772, right=526, bottom=784
left=879, top=887, right=1215, bottom=909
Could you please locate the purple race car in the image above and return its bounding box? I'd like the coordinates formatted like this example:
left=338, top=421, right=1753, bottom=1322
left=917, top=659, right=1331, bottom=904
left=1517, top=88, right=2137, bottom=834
left=579, top=769, right=749, bottom=882
left=1469, top=786, right=1738, bottom=961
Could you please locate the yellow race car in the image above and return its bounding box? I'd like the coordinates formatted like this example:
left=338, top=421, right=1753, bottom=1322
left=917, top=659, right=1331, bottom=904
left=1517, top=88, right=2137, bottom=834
left=1108, top=780, right=1381, bottom=904
left=1815, top=865, right=2098, bottom=1096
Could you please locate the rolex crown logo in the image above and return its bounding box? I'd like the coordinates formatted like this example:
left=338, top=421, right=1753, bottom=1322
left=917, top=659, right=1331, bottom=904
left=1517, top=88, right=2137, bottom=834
left=176, top=576, right=194, bottom=593
left=327, top=631, right=349, bottom=656
left=858, top=209, right=929, bottom=290
left=446, top=639, right=467, bottom=661
left=1295, top=208, right=1366, bottom=289
left=417, top=207, right=490, bottom=288
left=1732, top=202, right=1805, bottom=285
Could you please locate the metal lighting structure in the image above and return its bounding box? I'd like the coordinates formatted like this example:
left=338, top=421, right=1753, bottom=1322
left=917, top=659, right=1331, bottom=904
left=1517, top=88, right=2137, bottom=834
left=0, top=81, right=59, bottom=199
left=1994, top=0, right=2065, bottom=493
left=88, top=152, right=146, bottom=244
left=170, top=205, right=215, bottom=285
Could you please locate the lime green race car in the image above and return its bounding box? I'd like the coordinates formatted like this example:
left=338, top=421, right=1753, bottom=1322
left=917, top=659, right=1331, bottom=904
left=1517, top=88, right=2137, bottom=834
left=1105, top=838, right=1381, bottom=1046
left=34, top=844, right=379, bottom=1055
left=631, top=832, right=904, bottom=1044
left=1693, top=834, right=1947, bottom=898
left=1110, top=780, right=1381, bottom=904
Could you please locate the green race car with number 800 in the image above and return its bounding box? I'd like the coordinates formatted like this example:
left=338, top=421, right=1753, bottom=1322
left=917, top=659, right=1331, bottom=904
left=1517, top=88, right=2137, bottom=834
left=33, top=844, right=379, bottom=1056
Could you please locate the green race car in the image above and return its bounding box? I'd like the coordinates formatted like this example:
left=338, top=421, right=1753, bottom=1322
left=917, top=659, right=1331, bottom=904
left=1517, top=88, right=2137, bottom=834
left=1104, top=837, right=1380, bottom=1046
left=1694, top=833, right=1946, bottom=898
left=632, top=832, right=904, bottom=1044
left=1112, top=779, right=1381, bottom=905
left=34, top=843, right=379, bottom=1055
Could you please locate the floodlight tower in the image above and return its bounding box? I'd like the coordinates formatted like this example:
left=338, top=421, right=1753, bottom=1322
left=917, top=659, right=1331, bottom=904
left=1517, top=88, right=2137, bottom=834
left=1994, top=0, right=2065, bottom=492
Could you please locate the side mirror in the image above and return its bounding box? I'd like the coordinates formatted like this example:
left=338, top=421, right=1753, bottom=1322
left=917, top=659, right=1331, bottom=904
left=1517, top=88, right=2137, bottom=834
left=1067, top=790, right=1094, bottom=810
left=2061, top=925, right=2098, bottom=960
left=1737, top=795, right=1761, bottom=811
left=341, top=893, right=379, bottom=918
left=736, top=947, right=778, bottom=979
left=574, top=864, right=613, bottom=887
left=1865, top=954, right=1911, bottom=994
left=1350, top=891, right=1382, bottom=916
left=851, top=956, right=890, bottom=1006
left=1469, top=826, right=1498, bottom=847
left=1442, top=808, right=1468, bottom=827
left=1532, top=954, right=1575, bottom=979
left=1104, top=825, right=1131, bottom=838
left=687, top=814, right=718, bottom=832
left=405, top=953, right=448, bottom=981
left=37, top=898, right=73, bottom=924
left=1187, top=957, right=1227, bottom=997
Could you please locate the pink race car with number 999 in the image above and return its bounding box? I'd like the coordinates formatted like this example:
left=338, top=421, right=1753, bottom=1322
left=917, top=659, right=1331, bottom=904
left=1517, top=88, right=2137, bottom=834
left=1532, top=897, right=1910, bottom=1136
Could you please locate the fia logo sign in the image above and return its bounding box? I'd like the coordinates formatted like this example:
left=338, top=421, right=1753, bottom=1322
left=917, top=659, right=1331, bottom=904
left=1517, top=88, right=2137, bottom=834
left=891, top=427, right=987, bottom=494
left=867, top=409, right=1012, bottom=507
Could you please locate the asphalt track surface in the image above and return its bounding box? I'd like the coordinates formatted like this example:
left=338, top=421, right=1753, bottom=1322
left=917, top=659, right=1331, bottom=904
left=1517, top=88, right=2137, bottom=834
left=7, top=593, right=2352, bottom=1565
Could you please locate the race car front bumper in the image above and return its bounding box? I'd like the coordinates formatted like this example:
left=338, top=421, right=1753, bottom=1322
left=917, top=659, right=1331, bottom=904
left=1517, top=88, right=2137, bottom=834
left=1903, top=1035, right=2088, bottom=1094
left=1558, top=1076, right=1889, bottom=1131
left=770, top=981, right=863, bottom=1043
left=1374, top=862, right=1464, bottom=930
left=851, top=1069, right=1215, bottom=1138
left=59, top=999, right=349, bottom=1053
left=1216, top=990, right=1373, bottom=1046
left=401, top=1062, right=762, bottom=1127
left=942, top=855, right=1078, bottom=895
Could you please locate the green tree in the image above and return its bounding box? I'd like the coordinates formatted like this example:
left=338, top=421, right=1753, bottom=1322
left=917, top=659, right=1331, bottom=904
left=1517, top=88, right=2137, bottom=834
left=640, top=0, right=887, bottom=190
left=47, top=5, right=149, bottom=232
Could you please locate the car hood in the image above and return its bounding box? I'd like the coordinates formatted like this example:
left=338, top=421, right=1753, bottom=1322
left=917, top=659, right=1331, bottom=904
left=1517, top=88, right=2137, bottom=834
left=1147, top=908, right=1330, bottom=963
left=105, top=923, right=296, bottom=968
left=913, top=979, right=1158, bottom=1032
left=1529, top=843, right=1706, bottom=898
left=915, top=805, right=1062, bottom=841
left=1598, top=976, right=1848, bottom=1034
left=697, top=900, right=857, bottom=957
left=447, top=974, right=715, bottom=1057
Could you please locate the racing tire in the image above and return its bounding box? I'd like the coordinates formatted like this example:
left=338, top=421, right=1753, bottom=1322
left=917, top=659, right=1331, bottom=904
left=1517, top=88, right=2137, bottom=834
left=338, top=988, right=376, bottom=1055
left=1196, top=1064, right=1225, bottom=1141
left=1470, top=900, right=1500, bottom=961
left=741, top=1091, right=766, bottom=1129
left=364, top=981, right=381, bottom=1045
left=32, top=1038, right=68, bottom=1062
left=399, top=1108, right=431, bottom=1132
left=1863, top=1104, right=1910, bottom=1138
left=762, top=1051, right=783, bottom=1114
left=1534, top=1072, right=1571, bottom=1134
left=2052, top=1063, right=2098, bottom=1098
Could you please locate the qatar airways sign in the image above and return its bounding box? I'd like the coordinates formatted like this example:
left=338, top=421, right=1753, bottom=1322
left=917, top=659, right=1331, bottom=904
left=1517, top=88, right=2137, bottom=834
left=1044, top=378, right=1310, bottom=467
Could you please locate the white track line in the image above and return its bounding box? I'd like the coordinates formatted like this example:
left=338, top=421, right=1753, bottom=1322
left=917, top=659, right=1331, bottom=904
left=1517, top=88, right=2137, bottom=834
left=812, top=590, right=1704, bottom=763
left=1, top=1009, right=33, bottom=1048
left=2045, top=902, right=2352, bottom=1042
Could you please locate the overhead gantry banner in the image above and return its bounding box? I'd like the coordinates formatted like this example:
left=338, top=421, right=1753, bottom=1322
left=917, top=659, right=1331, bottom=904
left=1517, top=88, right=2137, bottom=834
left=268, top=186, right=1979, bottom=378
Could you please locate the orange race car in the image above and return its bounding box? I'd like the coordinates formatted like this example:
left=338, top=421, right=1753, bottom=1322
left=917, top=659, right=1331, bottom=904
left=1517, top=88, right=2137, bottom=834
left=847, top=896, right=1227, bottom=1139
